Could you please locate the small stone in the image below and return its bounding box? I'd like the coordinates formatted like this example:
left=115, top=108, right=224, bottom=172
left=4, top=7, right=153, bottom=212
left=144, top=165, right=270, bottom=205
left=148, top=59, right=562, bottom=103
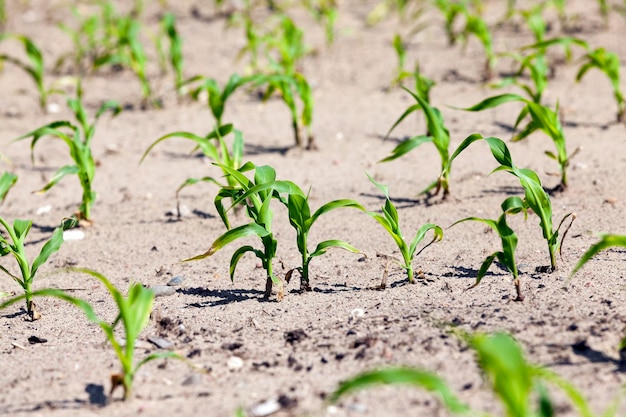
left=28, top=335, right=47, bottom=344
left=151, top=285, right=176, bottom=297
left=147, top=336, right=174, bottom=349
left=181, top=373, right=203, bottom=386
left=350, top=308, right=365, bottom=321
left=167, top=276, right=184, bottom=286
left=46, top=102, right=61, bottom=113
left=227, top=356, right=244, bottom=371
left=249, top=398, right=280, bottom=417
left=63, top=230, right=85, bottom=241
left=36, top=205, right=52, bottom=215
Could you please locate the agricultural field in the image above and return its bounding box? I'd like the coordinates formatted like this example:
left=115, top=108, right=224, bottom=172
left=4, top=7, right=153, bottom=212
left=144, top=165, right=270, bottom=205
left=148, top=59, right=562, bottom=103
left=1, top=0, right=626, bottom=416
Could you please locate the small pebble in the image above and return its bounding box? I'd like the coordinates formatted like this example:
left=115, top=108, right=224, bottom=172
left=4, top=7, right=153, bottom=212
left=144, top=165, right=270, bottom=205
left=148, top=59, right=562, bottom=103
left=151, top=285, right=176, bottom=297
left=148, top=336, right=174, bottom=349
left=36, top=205, right=51, bottom=215
left=167, top=276, right=184, bottom=286
left=181, top=373, right=203, bottom=386
left=227, top=356, right=244, bottom=371
left=63, top=230, right=85, bottom=241
left=28, top=335, right=47, bottom=344
left=249, top=398, right=280, bottom=417
left=350, top=308, right=365, bottom=321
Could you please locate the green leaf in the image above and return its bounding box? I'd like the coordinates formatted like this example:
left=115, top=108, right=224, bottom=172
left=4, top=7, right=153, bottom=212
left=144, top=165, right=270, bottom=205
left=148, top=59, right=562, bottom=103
left=31, top=226, right=64, bottom=277
left=0, top=172, right=17, bottom=203
left=570, top=234, right=626, bottom=277
left=310, top=239, right=360, bottom=258
left=380, top=135, right=434, bottom=163
left=408, top=223, right=443, bottom=259
left=183, top=223, right=270, bottom=262
left=37, top=165, right=80, bottom=193
left=461, top=93, right=525, bottom=112
left=330, top=367, right=469, bottom=413
left=229, top=245, right=259, bottom=281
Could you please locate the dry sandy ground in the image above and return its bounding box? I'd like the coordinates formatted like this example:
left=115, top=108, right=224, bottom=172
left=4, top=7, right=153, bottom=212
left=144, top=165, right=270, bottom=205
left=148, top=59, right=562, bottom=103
left=1, top=1, right=626, bottom=416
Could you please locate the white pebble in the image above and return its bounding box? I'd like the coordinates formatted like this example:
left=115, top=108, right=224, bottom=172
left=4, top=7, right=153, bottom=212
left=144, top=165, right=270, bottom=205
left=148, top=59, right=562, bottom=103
left=63, top=230, right=85, bottom=241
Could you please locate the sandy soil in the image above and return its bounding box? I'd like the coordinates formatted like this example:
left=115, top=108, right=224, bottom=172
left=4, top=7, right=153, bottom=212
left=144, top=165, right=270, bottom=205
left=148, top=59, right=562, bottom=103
left=1, top=1, right=626, bottom=416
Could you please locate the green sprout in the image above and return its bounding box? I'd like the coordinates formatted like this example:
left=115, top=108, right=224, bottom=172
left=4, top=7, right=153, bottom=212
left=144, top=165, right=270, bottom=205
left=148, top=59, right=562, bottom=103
left=0, top=33, right=64, bottom=110
left=447, top=134, right=575, bottom=272
left=230, top=178, right=365, bottom=292
left=185, top=163, right=298, bottom=300
left=576, top=47, right=625, bottom=122
left=0, top=267, right=190, bottom=400
left=0, top=217, right=66, bottom=320
left=462, top=94, right=577, bottom=190
left=367, top=174, right=443, bottom=284
left=161, top=12, right=185, bottom=96
left=331, top=332, right=593, bottom=417
left=302, top=0, right=339, bottom=45
left=452, top=196, right=526, bottom=301
left=0, top=172, right=17, bottom=203
left=382, top=86, right=453, bottom=199
left=140, top=124, right=243, bottom=201
left=15, top=84, right=121, bottom=223
left=462, top=11, right=496, bottom=79
left=182, top=74, right=255, bottom=128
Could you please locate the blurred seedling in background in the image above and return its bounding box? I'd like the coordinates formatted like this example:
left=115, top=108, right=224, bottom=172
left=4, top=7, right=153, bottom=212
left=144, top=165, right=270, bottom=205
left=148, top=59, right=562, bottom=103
left=301, top=0, right=339, bottom=45
left=451, top=196, right=526, bottom=301
left=0, top=217, right=69, bottom=320
left=185, top=163, right=299, bottom=300
left=366, top=174, right=443, bottom=284
left=15, top=84, right=121, bottom=223
left=141, top=124, right=244, bottom=211
left=332, top=332, right=593, bottom=417
left=576, top=47, right=625, bottom=122
left=447, top=135, right=575, bottom=272
left=571, top=234, right=626, bottom=277
left=0, top=34, right=65, bottom=111
left=159, top=12, right=185, bottom=96
left=181, top=73, right=255, bottom=128
left=0, top=172, right=17, bottom=203
left=381, top=86, right=454, bottom=200
left=0, top=267, right=192, bottom=400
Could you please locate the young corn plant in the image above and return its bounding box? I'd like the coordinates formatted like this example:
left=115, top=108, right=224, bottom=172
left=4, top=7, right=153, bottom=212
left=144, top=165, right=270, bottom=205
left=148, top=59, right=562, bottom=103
left=0, top=217, right=66, bottom=320
left=15, top=85, right=121, bottom=223
left=229, top=178, right=365, bottom=292
left=0, top=172, right=17, bottom=203
left=0, top=33, right=64, bottom=110
left=367, top=174, right=443, bottom=284
left=0, top=267, right=189, bottom=400
left=446, top=134, right=575, bottom=272
left=576, top=47, right=625, bottom=122
left=160, top=13, right=184, bottom=96
left=331, top=332, right=593, bottom=417
left=181, top=74, right=255, bottom=128
left=461, top=10, right=496, bottom=79
left=462, top=94, right=577, bottom=191
left=451, top=196, right=526, bottom=301
left=302, top=0, right=339, bottom=45
left=140, top=124, right=243, bottom=200
left=184, top=163, right=300, bottom=300
left=382, top=86, right=453, bottom=199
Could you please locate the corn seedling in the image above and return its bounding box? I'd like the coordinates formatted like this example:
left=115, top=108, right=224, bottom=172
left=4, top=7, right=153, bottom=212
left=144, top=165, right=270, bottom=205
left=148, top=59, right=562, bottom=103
left=432, top=0, right=466, bottom=45
left=161, top=13, right=185, bottom=96
left=461, top=10, right=496, bottom=79
left=447, top=134, right=575, bottom=272
left=463, top=94, right=577, bottom=190
left=367, top=174, right=443, bottom=284
left=0, top=217, right=66, bottom=320
left=182, top=74, right=255, bottom=128
left=15, top=84, right=121, bottom=223
left=255, top=72, right=315, bottom=149
left=452, top=196, right=526, bottom=301
left=0, top=267, right=189, bottom=400
left=332, top=332, right=593, bottom=417
left=141, top=124, right=243, bottom=200
left=0, top=33, right=64, bottom=110
left=231, top=177, right=365, bottom=292
left=185, top=163, right=300, bottom=299
left=302, top=0, right=338, bottom=45
left=0, top=172, right=17, bottom=203
left=382, top=86, right=453, bottom=199
left=576, top=47, right=625, bottom=122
